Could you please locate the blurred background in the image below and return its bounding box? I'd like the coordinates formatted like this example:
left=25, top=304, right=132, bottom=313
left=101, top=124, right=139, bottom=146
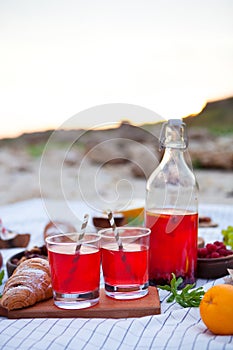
left=0, top=0, right=232, bottom=207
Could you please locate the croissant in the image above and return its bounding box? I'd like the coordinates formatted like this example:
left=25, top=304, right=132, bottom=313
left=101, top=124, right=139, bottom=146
left=1, top=257, right=53, bottom=311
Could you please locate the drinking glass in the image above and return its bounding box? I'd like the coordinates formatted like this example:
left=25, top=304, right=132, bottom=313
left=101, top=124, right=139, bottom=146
left=46, top=233, right=101, bottom=309
left=100, top=227, right=151, bottom=300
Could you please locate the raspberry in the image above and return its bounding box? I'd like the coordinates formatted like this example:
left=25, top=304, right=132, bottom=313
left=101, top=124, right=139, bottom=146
left=206, top=243, right=217, bottom=253
left=198, top=247, right=208, bottom=258
left=225, top=249, right=233, bottom=256
left=198, top=240, right=233, bottom=259
left=211, top=252, right=220, bottom=258
left=218, top=248, right=229, bottom=256
left=214, top=241, right=225, bottom=248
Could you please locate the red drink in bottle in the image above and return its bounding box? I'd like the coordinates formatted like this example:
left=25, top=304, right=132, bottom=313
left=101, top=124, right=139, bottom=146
left=145, top=120, right=198, bottom=287
left=146, top=209, right=198, bottom=286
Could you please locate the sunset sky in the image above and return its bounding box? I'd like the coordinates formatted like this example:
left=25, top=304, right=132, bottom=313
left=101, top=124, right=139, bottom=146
left=0, top=0, right=233, bottom=138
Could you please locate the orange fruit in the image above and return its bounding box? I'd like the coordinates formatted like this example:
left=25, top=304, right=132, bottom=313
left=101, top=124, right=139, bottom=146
left=120, top=207, right=144, bottom=225
left=115, top=199, right=144, bottom=225
left=200, top=284, right=233, bottom=335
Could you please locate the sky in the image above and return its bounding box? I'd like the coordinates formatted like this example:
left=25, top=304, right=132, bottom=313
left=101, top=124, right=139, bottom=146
left=0, top=0, right=233, bottom=138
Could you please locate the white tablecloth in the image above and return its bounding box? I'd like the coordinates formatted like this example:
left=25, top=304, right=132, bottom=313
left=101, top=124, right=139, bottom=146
left=0, top=199, right=233, bottom=350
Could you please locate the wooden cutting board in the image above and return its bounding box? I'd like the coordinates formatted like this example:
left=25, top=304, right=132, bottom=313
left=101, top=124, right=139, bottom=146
left=0, top=287, right=160, bottom=319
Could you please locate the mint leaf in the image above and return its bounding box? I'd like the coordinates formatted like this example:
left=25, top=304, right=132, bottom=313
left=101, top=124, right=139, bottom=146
left=0, top=269, right=5, bottom=298
left=157, top=273, right=205, bottom=308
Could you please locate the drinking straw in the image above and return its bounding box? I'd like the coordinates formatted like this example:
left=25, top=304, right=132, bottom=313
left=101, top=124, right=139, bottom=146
left=107, top=210, right=123, bottom=250
left=75, top=213, right=89, bottom=253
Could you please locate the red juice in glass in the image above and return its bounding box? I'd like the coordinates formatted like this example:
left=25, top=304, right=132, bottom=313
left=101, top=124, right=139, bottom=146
left=100, top=227, right=150, bottom=299
left=48, top=245, right=101, bottom=294
left=101, top=243, right=148, bottom=286
left=145, top=209, right=198, bottom=287
left=46, top=233, right=101, bottom=309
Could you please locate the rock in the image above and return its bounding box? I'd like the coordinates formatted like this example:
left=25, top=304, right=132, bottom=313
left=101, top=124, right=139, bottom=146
left=127, top=142, right=161, bottom=179
left=64, top=150, right=82, bottom=167
left=189, top=135, right=233, bottom=170
left=85, top=140, right=128, bottom=164
left=0, top=148, right=32, bottom=172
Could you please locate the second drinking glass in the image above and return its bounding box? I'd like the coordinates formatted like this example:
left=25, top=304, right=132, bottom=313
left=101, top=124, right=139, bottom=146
left=100, top=227, right=151, bottom=300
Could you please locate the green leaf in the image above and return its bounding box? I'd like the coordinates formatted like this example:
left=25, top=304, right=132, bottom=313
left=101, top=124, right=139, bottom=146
left=0, top=269, right=5, bottom=298
left=157, top=285, right=171, bottom=292
left=157, top=273, right=205, bottom=308
left=0, top=270, right=4, bottom=285
left=167, top=294, right=176, bottom=303
left=175, top=277, right=183, bottom=289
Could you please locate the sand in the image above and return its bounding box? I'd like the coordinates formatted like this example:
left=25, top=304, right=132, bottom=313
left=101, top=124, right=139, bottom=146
left=0, top=145, right=232, bottom=208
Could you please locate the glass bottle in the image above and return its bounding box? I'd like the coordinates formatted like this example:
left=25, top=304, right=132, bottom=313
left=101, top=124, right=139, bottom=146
left=145, top=119, right=198, bottom=287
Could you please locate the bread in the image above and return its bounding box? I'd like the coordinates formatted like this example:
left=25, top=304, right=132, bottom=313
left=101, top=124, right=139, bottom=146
left=1, top=257, right=53, bottom=310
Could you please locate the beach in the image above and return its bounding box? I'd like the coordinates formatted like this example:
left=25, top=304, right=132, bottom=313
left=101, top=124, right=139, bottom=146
left=0, top=144, right=232, bottom=208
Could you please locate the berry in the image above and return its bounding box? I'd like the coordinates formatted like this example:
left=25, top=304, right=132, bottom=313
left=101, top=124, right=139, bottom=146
left=218, top=248, right=228, bottom=256
left=214, top=241, right=224, bottom=248
left=211, top=252, right=220, bottom=258
left=197, top=240, right=233, bottom=259
left=198, top=247, right=208, bottom=258
left=206, top=243, right=217, bottom=253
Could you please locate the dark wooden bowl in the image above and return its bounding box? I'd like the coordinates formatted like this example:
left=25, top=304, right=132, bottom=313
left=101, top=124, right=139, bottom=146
left=197, top=254, right=233, bottom=279
left=6, top=251, right=25, bottom=278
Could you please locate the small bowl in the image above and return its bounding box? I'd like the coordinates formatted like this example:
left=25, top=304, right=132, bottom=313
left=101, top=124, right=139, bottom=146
left=92, top=213, right=126, bottom=230
left=197, top=254, right=233, bottom=279
left=6, top=246, right=48, bottom=278
left=6, top=251, right=25, bottom=278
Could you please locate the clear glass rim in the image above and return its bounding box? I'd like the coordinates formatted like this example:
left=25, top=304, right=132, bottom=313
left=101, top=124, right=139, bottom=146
left=45, top=232, right=101, bottom=245
left=98, top=226, right=151, bottom=239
